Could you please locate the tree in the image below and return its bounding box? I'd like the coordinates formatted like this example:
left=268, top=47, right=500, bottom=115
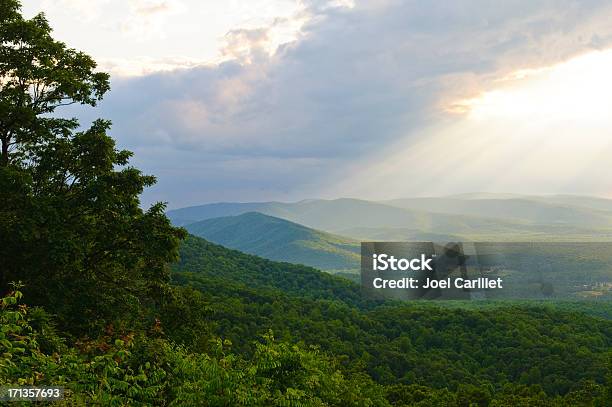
left=0, top=0, right=109, bottom=166
left=0, top=0, right=185, bottom=335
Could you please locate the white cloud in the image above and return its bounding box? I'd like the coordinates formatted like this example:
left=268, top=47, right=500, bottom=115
left=23, top=0, right=307, bottom=76
left=120, top=0, right=187, bottom=41
left=39, top=0, right=112, bottom=21
left=60, top=0, right=612, bottom=206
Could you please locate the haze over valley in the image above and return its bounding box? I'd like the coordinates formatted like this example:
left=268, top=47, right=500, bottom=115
left=169, top=193, right=612, bottom=243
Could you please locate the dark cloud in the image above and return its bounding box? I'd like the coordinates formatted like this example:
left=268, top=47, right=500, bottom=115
left=78, top=0, right=612, bottom=207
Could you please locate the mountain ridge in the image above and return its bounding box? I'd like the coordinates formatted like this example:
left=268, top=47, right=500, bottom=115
left=184, top=212, right=360, bottom=270
left=168, top=195, right=612, bottom=240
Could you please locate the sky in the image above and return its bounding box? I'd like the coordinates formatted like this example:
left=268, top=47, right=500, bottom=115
left=22, top=0, right=612, bottom=208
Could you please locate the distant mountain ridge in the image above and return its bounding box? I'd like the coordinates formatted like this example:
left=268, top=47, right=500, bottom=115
left=446, top=192, right=612, bottom=211
left=168, top=194, right=612, bottom=241
left=184, top=212, right=360, bottom=270
left=381, top=197, right=612, bottom=226
left=168, top=202, right=274, bottom=226
left=169, top=198, right=526, bottom=232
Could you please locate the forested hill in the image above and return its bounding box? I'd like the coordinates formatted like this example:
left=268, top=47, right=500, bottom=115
left=172, top=234, right=368, bottom=308
left=169, top=235, right=612, bottom=404
left=184, top=212, right=360, bottom=270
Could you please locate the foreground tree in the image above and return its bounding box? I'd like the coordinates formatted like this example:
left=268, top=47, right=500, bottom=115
left=0, top=0, right=185, bottom=335
left=0, top=0, right=109, bottom=166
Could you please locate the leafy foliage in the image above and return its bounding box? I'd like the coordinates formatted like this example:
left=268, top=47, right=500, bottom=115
left=3, top=286, right=611, bottom=406
left=0, top=0, right=185, bottom=335
left=0, top=0, right=109, bottom=166
left=0, top=289, right=386, bottom=406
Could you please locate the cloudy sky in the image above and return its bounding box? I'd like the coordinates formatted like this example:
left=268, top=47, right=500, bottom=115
left=23, top=0, right=612, bottom=208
